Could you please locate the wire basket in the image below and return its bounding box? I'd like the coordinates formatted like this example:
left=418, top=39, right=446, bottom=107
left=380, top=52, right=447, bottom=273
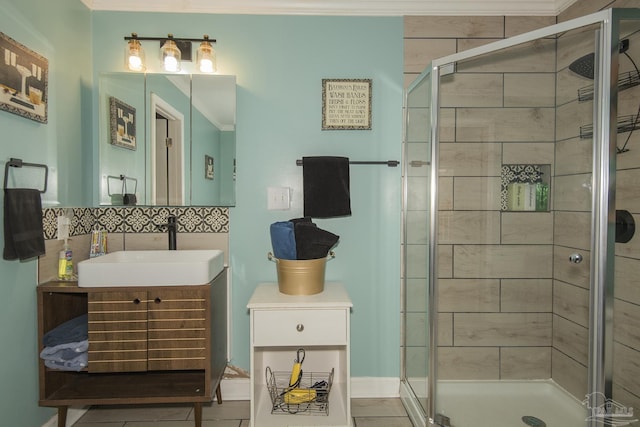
left=265, top=366, right=334, bottom=416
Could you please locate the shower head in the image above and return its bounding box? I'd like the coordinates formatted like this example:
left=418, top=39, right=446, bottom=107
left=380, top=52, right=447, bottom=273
left=569, top=52, right=595, bottom=79
left=568, top=39, right=630, bottom=80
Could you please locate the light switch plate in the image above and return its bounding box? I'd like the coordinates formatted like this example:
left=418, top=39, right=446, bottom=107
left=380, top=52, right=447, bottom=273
left=267, top=187, right=290, bottom=210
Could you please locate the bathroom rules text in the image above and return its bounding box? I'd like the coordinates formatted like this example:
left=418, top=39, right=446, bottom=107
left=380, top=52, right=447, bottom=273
left=322, top=79, right=371, bottom=130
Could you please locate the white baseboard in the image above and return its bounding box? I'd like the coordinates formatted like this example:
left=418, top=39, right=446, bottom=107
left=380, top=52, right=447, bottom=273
left=351, top=377, right=400, bottom=398
left=220, top=377, right=252, bottom=400
left=41, top=377, right=400, bottom=426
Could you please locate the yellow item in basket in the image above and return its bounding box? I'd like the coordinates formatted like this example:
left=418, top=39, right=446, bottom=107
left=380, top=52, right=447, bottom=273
left=284, top=388, right=317, bottom=404
left=289, top=348, right=305, bottom=387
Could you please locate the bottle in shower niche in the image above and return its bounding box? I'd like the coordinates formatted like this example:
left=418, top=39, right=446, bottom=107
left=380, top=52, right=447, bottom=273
left=535, top=183, right=549, bottom=211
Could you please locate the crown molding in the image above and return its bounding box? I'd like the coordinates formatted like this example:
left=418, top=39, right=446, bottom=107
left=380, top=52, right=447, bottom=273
left=81, top=0, right=578, bottom=16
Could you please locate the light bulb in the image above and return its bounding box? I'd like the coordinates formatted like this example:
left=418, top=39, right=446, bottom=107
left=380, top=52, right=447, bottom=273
left=128, top=55, right=143, bottom=71
left=199, top=58, right=214, bottom=73
left=164, top=55, right=179, bottom=72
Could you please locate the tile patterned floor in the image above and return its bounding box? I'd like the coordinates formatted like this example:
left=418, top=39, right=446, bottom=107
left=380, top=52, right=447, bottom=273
left=73, top=398, right=413, bottom=427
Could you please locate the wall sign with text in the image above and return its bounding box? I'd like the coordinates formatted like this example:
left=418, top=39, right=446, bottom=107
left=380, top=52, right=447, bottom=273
left=322, top=78, right=371, bottom=130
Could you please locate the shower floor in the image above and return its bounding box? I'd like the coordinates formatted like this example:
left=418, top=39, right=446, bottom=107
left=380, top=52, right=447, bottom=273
left=437, top=380, right=586, bottom=427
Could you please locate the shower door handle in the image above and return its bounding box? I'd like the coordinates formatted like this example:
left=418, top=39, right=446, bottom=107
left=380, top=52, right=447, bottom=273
left=569, top=253, right=583, bottom=264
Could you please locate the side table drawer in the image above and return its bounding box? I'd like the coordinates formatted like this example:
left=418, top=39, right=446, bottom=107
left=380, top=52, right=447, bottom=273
left=253, top=309, right=347, bottom=346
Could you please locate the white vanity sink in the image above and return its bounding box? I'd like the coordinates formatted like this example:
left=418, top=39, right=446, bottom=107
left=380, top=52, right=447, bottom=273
left=77, top=250, right=225, bottom=287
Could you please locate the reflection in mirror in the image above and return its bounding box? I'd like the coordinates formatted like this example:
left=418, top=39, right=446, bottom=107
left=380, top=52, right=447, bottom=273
left=147, top=74, right=190, bottom=206
left=97, top=72, right=236, bottom=207
left=98, top=73, right=145, bottom=206
left=191, top=75, right=236, bottom=206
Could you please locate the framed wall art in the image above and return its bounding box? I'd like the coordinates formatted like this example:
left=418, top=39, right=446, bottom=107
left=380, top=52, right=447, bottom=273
left=205, top=155, right=214, bottom=180
left=322, top=78, right=371, bottom=130
left=109, top=96, right=137, bottom=150
left=0, top=32, right=48, bottom=123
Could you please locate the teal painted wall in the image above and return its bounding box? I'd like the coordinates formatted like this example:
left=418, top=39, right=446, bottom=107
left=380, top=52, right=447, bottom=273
left=0, top=0, right=91, bottom=425
left=0, top=8, right=402, bottom=424
left=91, top=12, right=404, bottom=378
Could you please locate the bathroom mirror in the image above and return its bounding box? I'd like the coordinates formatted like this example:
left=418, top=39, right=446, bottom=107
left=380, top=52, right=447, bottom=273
left=97, top=72, right=236, bottom=206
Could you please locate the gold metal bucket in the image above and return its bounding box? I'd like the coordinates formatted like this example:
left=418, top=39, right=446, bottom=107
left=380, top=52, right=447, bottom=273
left=268, top=251, right=335, bottom=295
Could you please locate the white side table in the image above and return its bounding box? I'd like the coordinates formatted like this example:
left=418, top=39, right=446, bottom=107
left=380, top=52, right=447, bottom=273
left=247, top=282, right=353, bottom=427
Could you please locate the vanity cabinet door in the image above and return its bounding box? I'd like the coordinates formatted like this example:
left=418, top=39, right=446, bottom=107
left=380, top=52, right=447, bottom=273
left=147, top=288, right=209, bottom=371
left=88, top=290, right=148, bottom=373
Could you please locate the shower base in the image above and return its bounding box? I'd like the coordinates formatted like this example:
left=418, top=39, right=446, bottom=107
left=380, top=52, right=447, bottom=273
left=401, top=379, right=587, bottom=427
left=438, top=380, right=586, bottom=427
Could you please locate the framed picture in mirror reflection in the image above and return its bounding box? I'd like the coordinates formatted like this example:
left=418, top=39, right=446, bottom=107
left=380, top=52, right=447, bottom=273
left=109, top=96, right=136, bottom=150
left=205, top=155, right=214, bottom=180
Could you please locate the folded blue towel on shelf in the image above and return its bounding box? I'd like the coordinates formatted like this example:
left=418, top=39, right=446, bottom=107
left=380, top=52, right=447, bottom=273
left=40, top=340, right=89, bottom=363
left=43, top=352, right=88, bottom=372
left=42, top=314, right=88, bottom=347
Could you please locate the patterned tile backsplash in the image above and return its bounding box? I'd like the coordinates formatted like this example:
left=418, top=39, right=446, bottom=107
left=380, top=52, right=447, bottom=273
left=42, top=206, right=229, bottom=240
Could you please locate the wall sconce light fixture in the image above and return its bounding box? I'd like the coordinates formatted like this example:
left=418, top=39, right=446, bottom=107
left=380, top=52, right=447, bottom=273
left=197, top=35, right=217, bottom=73
left=161, top=35, right=182, bottom=72
left=124, top=33, right=217, bottom=73
left=125, top=34, right=145, bottom=72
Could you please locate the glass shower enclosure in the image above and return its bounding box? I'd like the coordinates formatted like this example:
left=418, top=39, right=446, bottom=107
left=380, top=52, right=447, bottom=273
left=401, top=8, right=640, bottom=427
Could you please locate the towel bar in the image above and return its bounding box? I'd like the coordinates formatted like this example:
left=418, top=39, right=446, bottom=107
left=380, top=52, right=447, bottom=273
left=296, top=159, right=399, bottom=167
left=3, top=157, right=48, bottom=193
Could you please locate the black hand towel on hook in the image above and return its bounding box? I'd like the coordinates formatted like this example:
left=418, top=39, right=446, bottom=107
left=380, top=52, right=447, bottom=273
left=302, top=156, right=351, bottom=218
left=3, top=188, right=46, bottom=260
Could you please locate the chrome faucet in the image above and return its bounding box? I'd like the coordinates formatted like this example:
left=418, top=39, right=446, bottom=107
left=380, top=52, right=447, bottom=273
left=157, top=214, right=178, bottom=250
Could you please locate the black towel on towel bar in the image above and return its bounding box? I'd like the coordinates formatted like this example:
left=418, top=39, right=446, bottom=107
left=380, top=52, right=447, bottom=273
left=302, top=156, right=351, bottom=218
left=3, top=188, right=45, bottom=260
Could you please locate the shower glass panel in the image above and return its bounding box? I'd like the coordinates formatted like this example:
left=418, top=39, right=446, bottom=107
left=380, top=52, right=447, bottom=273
left=612, top=18, right=640, bottom=427
left=402, top=9, right=640, bottom=427
left=402, top=69, right=432, bottom=421
left=432, top=26, right=596, bottom=427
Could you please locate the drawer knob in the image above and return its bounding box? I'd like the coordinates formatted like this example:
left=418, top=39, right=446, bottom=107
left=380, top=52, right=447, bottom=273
left=154, top=297, right=162, bottom=304
left=133, top=298, right=141, bottom=305
left=296, top=323, right=304, bottom=332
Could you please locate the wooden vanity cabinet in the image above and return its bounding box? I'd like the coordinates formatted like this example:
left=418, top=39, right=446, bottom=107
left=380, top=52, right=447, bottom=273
left=37, top=268, right=227, bottom=427
left=88, top=288, right=209, bottom=373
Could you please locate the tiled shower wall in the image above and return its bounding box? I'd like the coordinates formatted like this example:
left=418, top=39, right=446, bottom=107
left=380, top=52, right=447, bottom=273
left=403, top=14, right=556, bottom=382
left=404, top=1, right=640, bottom=411
left=437, top=31, right=557, bottom=380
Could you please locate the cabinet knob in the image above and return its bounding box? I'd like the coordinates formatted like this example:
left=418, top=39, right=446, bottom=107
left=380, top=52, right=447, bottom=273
left=133, top=298, right=141, bottom=305
left=296, top=323, right=304, bottom=332
left=154, top=297, right=162, bottom=304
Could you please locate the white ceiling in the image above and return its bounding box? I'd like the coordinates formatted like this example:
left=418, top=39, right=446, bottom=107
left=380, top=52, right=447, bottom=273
left=82, top=0, right=579, bottom=16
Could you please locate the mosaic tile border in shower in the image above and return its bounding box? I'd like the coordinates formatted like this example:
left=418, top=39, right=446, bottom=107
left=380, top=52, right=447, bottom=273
left=42, top=206, right=229, bottom=240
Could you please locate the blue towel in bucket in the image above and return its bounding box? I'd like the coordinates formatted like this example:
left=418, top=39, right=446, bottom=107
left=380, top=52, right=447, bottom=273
left=270, top=221, right=297, bottom=260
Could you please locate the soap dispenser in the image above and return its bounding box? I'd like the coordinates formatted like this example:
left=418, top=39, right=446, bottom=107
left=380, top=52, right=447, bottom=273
left=56, top=209, right=74, bottom=280
left=58, top=239, right=73, bottom=280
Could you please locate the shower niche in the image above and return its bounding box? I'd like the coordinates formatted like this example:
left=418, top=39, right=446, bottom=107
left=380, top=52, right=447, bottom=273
left=501, top=164, right=550, bottom=212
